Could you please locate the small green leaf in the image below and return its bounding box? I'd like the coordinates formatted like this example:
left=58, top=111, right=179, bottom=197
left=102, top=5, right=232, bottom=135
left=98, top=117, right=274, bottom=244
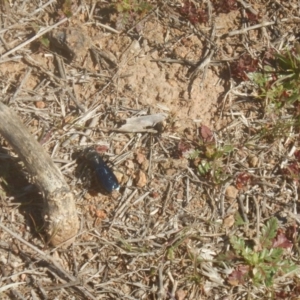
left=62, top=0, right=73, bottom=17
left=189, top=149, right=200, bottom=159
left=198, top=160, right=211, bottom=175
left=234, top=212, right=246, bottom=226
left=243, top=248, right=256, bottom=266
left=230, top=236, right=246, bottom=255
left=40, top=36, right=50, bottom=48
left=264, top=248, right=283, bottom=263
left=31, top=22, right=40, bottom=33
left=167, top=247, right=174, bottom=260
left=223, top=144, right=234, bottom=153
left=260, top=217, right=278, bottom=248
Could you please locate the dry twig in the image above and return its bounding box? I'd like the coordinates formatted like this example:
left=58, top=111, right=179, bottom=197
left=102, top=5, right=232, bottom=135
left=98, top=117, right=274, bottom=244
left=0, top=102, right=79, bottom=246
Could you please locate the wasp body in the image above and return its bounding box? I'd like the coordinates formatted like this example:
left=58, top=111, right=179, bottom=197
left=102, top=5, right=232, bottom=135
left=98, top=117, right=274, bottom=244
left=84, top=149, right=119, bottom=193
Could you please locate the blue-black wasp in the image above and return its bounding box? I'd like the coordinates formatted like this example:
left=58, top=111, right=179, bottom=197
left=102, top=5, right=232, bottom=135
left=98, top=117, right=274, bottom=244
left=82, top=147, right=120, bottom=193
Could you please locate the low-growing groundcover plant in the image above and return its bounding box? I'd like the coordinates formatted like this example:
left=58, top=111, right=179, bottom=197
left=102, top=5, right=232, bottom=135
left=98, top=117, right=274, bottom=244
left=111, top=0, right=153, bottom=30
left=171, top=44, right=300, bottom=297
left=230, top=45, right=300, bottom=182
left=177, top=124, right=235, bottom=185
left=222, top=47, right=300, bottom=294
left=250, top=45, right=300, bottom=112
left=3, top=0, right=300, bottom=299
left=218, top=217, right=297, bottom=288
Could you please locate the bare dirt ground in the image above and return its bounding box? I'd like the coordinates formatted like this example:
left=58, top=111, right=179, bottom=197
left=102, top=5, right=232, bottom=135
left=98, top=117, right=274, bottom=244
left=1, top=0, right=300, bottom=299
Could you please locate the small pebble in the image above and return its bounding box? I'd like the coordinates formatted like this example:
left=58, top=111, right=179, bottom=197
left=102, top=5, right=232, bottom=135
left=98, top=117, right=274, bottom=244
left=225, top=185, right=238, bottom=200
left=248, top=155, right=259, bottom=167
left=135, top=170, right=147, bottom=187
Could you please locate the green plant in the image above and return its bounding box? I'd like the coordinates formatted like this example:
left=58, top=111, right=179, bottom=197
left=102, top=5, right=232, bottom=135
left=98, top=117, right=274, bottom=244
left=246, top=118, right=300, bottom=145
left=112, top=0, right=152, bottom=29
left=250, top=45, right=300, bottom=112
left=61, top=0, right=73, bottom=17
left=190, top=143, right=234, bottom=184
left=165, top=228, right=191, bottom=261
left=117, top=238, right=151, bottom=253
left=246, top=45, right=300, bottom=152
left=114, top=0, right=152, bottom=14
left=222, top=217, right=297, bottom=287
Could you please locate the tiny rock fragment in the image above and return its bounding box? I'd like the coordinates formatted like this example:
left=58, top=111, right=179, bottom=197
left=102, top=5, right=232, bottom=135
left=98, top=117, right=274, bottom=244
left=141, top=159, right=149, bottom=171
left=114, top=171, right=124, bottom=184
left=84, top=193, right=93, bottom=201
left=135, top=170, right=147, bottom=187
left=224, top=43, right=233, bottom=55
left=165, top=168, right=177, bottom=176
left=82, top=233, right=93, bottom=242
left=135, top=152, right=146, bottom=164
left=95, top=209, right=107, bottom=219
left=111, top=189, right=120, bottom=200
left=248, top=155, right=259, bottom=167
left=35, top=101, right=45, bottom=109
left=150, top=191, right=160, bottom=199
left=176, top=289, right=187, bottom=300
left=64, top=115, right=73, bottom=124
left=225, top=185, right=238, bottom=200
left=223, top=215, right=235, bottom=228
left=173, top=120, right=181, bottom=129
left=20, top=273, right=27, bottom=281
left=125, top=160, right=135, bottom=169
left=89, top=205, right=96, bottom=215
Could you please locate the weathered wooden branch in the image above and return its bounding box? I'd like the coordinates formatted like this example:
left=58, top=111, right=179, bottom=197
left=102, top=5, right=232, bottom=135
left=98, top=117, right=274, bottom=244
left=0, top=102, right=79, bottom=246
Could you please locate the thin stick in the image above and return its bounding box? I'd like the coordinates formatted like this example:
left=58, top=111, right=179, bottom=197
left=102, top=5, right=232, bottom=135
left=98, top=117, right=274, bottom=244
left=237, top=195, right=249, bottom=223
left=92, top=19, right=121, bottom=34
left=11, top=67, right=32, bottom=102
left=253, top=195, right=260, bottom=241
left=162, top=182, right=173, bottom=215
left=0, top=102, right=79, bottom=246
left=236, top=0, right=258, bottom=15
left=0, top=222, right=96, bottom=300
left=28, top=0, right=57, bottom=17
left=0, top=18, right=69, bottom=60
left=157, top=265, right=165, bottom=300
left=226, top=20, right=280, bottom=37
